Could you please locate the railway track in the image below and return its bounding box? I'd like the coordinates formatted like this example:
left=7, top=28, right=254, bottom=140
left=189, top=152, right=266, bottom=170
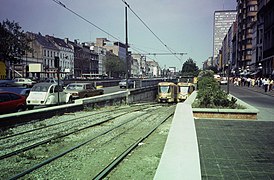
left=0, top=103, right=158, bottom=156
left=0, top=103, right=175, bottom=179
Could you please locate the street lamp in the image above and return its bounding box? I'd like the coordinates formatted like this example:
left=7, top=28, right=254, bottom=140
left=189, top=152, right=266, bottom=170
left=226, top=62, right=230, bottom=94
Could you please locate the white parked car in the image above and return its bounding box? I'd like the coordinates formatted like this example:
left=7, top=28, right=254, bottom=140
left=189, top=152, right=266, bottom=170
left=44, top=78, right=64, bottom=86
left=13, top=78, right=36, bottom=87
left=26, top=83, right=71, bottom=109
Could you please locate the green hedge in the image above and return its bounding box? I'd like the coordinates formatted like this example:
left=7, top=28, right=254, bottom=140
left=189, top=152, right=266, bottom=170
left=195, top=70, right=237, bottom=108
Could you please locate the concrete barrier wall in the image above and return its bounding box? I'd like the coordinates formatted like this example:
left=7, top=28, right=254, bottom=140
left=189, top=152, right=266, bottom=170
left=154, top=102, right=201, bottom=180
left=128, top=86, right=157, bottom=103
left=0, top=87, right=157, bottom=127
left=191, top=91, right=259, bottom=120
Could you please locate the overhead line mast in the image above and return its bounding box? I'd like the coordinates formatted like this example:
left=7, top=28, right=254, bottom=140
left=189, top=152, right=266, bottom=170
left=136, top=53, right=187, bottom=56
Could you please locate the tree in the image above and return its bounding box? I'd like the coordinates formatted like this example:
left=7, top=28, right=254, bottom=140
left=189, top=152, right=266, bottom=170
left=205, top=65, right=218, bottom=74
left=0, top=19, right=32, bottom=62
left=104, top=52, right=126, bottom=78
left=181, top=58, right=199, bottom=77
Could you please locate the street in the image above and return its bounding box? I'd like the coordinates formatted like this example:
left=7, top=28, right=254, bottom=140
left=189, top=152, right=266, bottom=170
left=223, top=84, right=274, bottom=121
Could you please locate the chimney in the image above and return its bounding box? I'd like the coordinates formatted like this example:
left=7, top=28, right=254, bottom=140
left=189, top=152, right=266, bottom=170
left=64, top=38, right=69, bottom=44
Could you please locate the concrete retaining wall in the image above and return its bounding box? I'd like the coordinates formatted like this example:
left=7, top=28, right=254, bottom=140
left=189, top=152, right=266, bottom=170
left=0, top=87, right=158, bottom=128
left=191, top=91, right=259, bottom=120
left=154, top=102, right=201, bottom=180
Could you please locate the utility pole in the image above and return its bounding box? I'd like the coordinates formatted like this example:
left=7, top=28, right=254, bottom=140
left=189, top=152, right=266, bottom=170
left=125, top=3, right=129, bottom=89
left=54, top=56, right=60, bottom=105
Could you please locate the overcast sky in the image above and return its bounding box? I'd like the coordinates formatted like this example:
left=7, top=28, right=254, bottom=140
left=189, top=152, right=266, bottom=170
left=0, top=0, right=237, bottom=70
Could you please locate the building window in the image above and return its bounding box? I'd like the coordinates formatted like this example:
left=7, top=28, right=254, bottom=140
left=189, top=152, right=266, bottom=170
left=248, top=5, right=257, bottom=12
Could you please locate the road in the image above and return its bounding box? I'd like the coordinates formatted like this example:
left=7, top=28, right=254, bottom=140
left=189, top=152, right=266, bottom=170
left=223, top=84, right=274, bottom=121
left=102, top=86, right=125, bottom=94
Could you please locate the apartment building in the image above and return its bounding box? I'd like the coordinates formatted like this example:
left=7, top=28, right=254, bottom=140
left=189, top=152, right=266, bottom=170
left=236, top=0, right=258, bottom=69
left=25, top=32, right=59, bottom=79
left=257, top=0, right=274, bottom=76
left=213, top=10, right=237, bottom=60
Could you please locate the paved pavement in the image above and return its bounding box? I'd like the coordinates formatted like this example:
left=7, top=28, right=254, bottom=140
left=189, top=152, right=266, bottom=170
left=232, top=84, right=274, bottom=97
left=196, top=84, right=274, bottom=179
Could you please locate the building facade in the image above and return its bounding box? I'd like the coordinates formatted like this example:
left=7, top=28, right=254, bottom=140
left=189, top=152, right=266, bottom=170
left=46, top=36, right=74, bottom=79
left=213, top=10, right=237, bottom=59
left=236, top=0, right=258, bottom=70
left=25, top=32, right=59, bottom=79
left=257, top=0, right=274, bottom=77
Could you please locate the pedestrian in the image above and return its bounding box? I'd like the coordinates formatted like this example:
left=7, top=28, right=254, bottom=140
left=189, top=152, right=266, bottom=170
left=259, top=77, right=263, bottom=87
left=263, top=78, right=269, bottom=92
left=251, top=78, right=255, bottom=87
left=269, top=79, right=273, bottom=91
left=247, top=77, right=251, bottom=87
left=238, top=77, right=241, bottom=86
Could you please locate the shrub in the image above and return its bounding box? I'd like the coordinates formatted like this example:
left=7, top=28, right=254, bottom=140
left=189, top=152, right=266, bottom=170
left=196, top=71, right=237, bottom=108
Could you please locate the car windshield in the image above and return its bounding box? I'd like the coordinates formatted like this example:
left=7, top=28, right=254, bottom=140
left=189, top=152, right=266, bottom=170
left=66, top=84, right=84, bottom=90
left=31, top=85, right=49, bottom=92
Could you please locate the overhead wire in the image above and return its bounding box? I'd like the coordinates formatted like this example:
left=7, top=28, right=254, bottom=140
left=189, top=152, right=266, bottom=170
left=121, top=0, right=183, bottom=62
left=52, top=0, right=121, bottom=42
left=52, top=0, right=184, bottom=65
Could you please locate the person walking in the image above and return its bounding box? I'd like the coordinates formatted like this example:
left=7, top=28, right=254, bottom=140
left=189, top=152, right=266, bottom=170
left=263, top=78, right=269, bottom=92
left=251, top=78, right=255, bottom=87
left=247, top=77, right=251, bottom=87
left=269, top=79, right=273, bottom=91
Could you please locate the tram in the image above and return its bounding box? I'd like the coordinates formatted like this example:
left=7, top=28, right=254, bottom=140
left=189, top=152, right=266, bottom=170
left=157, top=82, right=177, bottom=103
left=177, top=82, right=195, bottom=102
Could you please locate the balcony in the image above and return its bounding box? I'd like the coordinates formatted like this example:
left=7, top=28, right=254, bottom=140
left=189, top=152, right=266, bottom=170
left=247, top=11, right=257, bottom=17
left=247, top=1, right=257, bottom=6
left=246, top=33, right=253, bottom=39
left=246, top=55, right=252, bottom=61
left=246, top=44, right=253, bottom=49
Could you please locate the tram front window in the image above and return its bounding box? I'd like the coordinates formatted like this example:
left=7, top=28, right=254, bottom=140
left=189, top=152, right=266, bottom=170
left=179, top=86, right=189, bottom=93
left=159, top=86, right=170, bottom=93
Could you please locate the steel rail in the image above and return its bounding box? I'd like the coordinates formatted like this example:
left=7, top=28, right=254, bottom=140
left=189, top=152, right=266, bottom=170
left=0, top=103, right=158, bottom=141
left=0, top=110, right=139, bottom=160
left=0, top=105, right=150, bottom=151
left=93, top=112, right=174, bottom=179
left=8, top=112, right=150, bottom=180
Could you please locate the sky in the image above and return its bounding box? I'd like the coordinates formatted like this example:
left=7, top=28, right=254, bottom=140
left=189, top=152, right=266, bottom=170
left=0, top=0, right=237, bottom=70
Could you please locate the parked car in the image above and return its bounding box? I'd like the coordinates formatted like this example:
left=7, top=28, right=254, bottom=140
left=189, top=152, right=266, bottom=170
left=26, top=82, right=71, bottom=109
left=119, top=79, right=135, bottom=88
left=44, top=78, right=64, bottom=86
left=64, top=83, right=104, bottom=100
left=13, top=78, right=36, bottom=87
left=0, top=80, right=16, bottom=87
left=0, top=87, right=31, bottom=97
left=0, top=92, right=27, bottom=114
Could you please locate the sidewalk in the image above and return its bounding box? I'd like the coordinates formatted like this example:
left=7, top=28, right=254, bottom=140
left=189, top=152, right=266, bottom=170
left=196, top=119, right=274, bottom=179
left=198, top=85, right=274, bottom=179
left=231, top=84, right=274, bottom=97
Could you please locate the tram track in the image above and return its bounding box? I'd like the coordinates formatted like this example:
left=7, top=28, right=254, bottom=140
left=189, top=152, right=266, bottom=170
left=0, top=102, right=159, bottom=140
left=0, top=104, right=161, bottom=159
left=93, top=112, right=174, bottom=179
left=0, top=103, right=175, bottom=179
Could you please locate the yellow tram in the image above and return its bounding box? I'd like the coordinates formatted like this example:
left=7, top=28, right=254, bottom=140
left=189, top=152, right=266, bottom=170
left=177, top=82, right=195, bottom=102
left=157, top=82, right=177, bottom=103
